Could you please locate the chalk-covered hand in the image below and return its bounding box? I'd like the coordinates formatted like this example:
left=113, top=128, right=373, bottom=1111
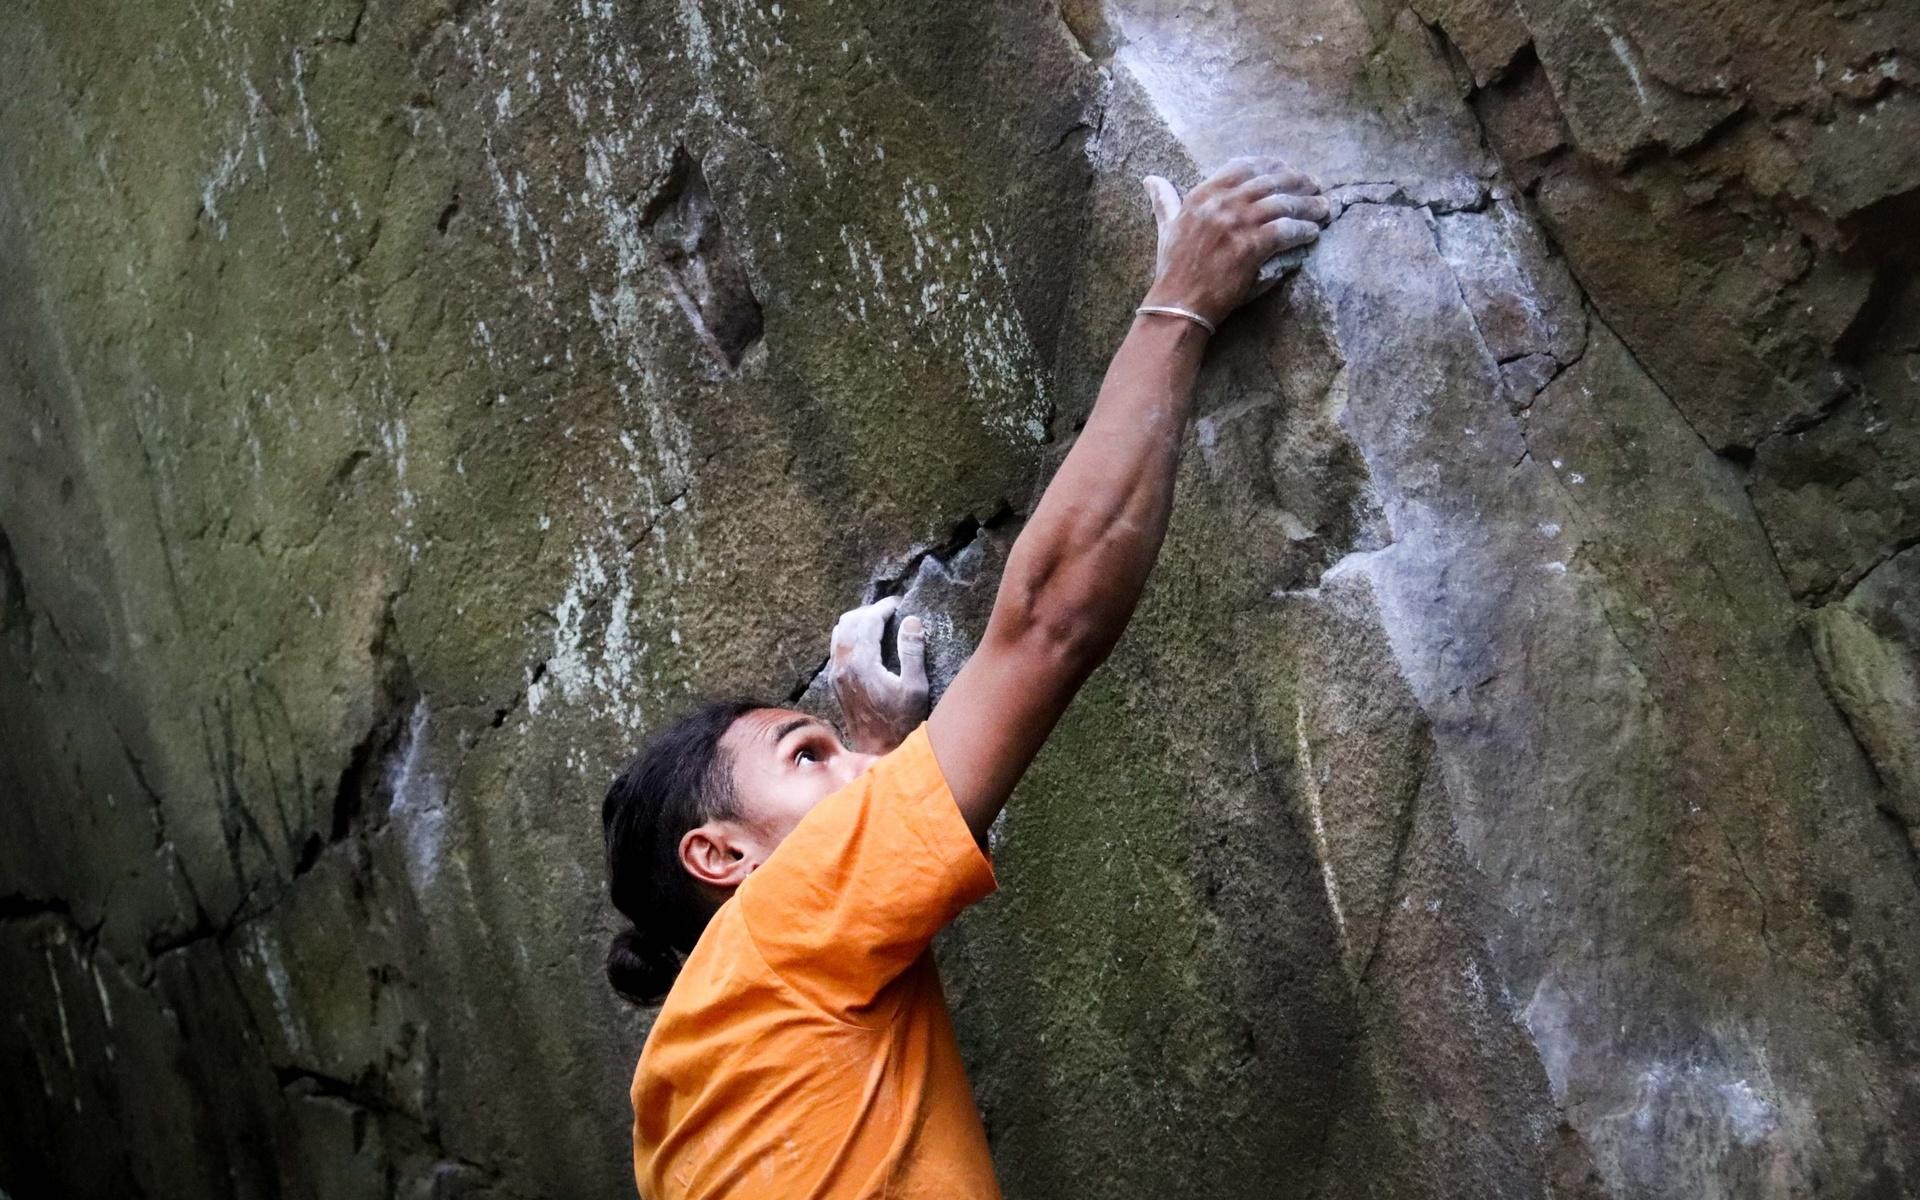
left=1141, top=156, right=1329, bottom=328
left=828, top=595, right=930, bottom=755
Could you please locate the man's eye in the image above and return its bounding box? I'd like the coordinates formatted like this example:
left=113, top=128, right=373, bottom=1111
left=793, top=747, right=819, bottom=766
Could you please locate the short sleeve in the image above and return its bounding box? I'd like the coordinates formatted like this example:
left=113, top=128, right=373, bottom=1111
left=735, top=722, right=997, bottom=1020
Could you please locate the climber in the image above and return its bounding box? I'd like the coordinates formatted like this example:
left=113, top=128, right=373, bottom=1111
left=601, top=155, right=1330, bottom=1198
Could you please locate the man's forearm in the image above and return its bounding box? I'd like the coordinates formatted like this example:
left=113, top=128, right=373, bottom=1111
left=924, top=158, right=1325, bottom=836
left=994, top=313, right=1208, bottom=663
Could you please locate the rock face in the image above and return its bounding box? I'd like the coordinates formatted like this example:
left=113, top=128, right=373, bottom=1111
left=1, top=0, right=1915, bottom=1197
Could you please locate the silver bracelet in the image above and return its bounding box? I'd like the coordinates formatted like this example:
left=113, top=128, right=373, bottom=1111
left=1134, top=304, right=1217, bottom=336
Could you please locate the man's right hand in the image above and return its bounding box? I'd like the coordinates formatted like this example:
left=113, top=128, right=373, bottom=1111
left=1141, top=156, right=1329, bottom=328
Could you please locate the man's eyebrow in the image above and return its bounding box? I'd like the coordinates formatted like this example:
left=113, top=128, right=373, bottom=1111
left=767, top=716, right=826, bottom=745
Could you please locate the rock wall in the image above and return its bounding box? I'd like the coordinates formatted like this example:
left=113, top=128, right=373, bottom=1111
left=1, top=0, right=1914, bottom=1197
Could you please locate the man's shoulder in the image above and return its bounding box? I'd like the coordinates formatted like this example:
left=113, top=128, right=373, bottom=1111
left=646, top=896, right=894, bottom=1052
left=653, top=901, right=770, bottom=1019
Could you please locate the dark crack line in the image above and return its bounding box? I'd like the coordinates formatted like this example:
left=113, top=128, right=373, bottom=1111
left=198, top=697, right=278, bottom=917
left=1334, top=184, right=1494, bottom=217
left=130, top=411, right=190, bottom=623
left=1591, top=593, right=1663, bottom=691
left=621, top=483, right=693, bottom=555
left=141, top=837, right=220, bottom=968
left=1811, top=531, right=1920, bottom=611
left=488, top=660, right=546, bottom=730
left=112, top=721, right=172, bottom=857
left=1419, top=203, right=1506, bottom=389
left=784, top=654, right=830, bottom=704
left=1036, top=119, right=1095, bottom=157
left=276, top=1064, right=411, bottom=1118
left=1876, top=804, right=1920, bottom=894
left=1417, top=13, right=1728, bottom=469
left=1041, top=63, right=1113, bottom=444
left=1711, top=804, right=1783, bottom=964
left=788, top=502, right=1021, bottom=704
left=539, top=443, right=728, bottom=629
left=1417, top=202, right=1588, bottom=462
left=1726, top=377, right=1860, bottom=464
left=306, top=0, right=368, bottom=48
left=866, top=500, right=1019, bottom=604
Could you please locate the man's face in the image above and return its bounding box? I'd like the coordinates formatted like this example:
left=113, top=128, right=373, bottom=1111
left=712, top=707, right=877, bottom=866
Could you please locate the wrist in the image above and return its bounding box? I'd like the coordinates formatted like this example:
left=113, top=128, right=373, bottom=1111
left=1131, top=305, right=1214, bottom=350
left=1140, top=281, right=1226, bottom=327
left=850, top=724, right=907, bottom=755
left=844, top=707, right=920, bottom=755
left=1135, top=304, right=1216, bottom=338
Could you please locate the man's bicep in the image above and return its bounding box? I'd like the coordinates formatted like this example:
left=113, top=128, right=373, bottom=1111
left=926, top=624, right=1091, bottom=841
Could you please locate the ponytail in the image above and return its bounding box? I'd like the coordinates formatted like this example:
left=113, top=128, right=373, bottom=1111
left=601, top=697, right=766, bottom=1004
left=605, top=926, right=685, bottom=1006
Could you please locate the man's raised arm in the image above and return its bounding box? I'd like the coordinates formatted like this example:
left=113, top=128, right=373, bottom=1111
left=928, top=156, right=1329, bottom=840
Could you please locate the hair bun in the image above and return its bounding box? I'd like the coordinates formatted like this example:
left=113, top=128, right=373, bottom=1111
left=606, top=926, right=682, bottom=1005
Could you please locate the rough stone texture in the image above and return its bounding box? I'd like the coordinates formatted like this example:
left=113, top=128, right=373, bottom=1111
left=1814, top=545, right=1920, bottom=854
left=2, top=1, right=1916, bottom=1198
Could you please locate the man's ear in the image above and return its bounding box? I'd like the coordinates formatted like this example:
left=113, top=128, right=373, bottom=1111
left=679, top=822, right=753, bottom=890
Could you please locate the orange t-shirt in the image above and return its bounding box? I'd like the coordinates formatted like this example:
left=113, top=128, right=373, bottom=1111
left=629, top=722, right=1001, bottom=1199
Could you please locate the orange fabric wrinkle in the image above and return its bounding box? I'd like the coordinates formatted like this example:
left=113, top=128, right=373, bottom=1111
left=630, top=723, right=1000, bottom=1199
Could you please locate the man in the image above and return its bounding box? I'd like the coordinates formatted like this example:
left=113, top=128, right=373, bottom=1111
left=602, top=157, right=1330, bottom=1197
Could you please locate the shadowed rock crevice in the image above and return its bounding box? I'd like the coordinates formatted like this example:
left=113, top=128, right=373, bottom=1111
left=299, top=606, right=419, bottom=876
left=1832, top=186, right=1920, bottom=363
left=787, top=502, right=1024, bottom=704
left=0, top=524, right=26, bottom=651
left=869, top=501, right=1022, bottom=605
left=643, top=146, right=766, bottom=375
left=0, top=894, right=78, bottom=924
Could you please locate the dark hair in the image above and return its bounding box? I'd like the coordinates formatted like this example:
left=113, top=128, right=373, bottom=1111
left=602, top=697, right=768, bottom=1004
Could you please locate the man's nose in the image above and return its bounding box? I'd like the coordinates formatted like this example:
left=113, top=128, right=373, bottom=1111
left=840, top=750, right=880, bottom=781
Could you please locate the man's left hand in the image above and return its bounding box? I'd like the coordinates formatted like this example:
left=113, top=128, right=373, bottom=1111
left=828, top=595, right=930, bottom=754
